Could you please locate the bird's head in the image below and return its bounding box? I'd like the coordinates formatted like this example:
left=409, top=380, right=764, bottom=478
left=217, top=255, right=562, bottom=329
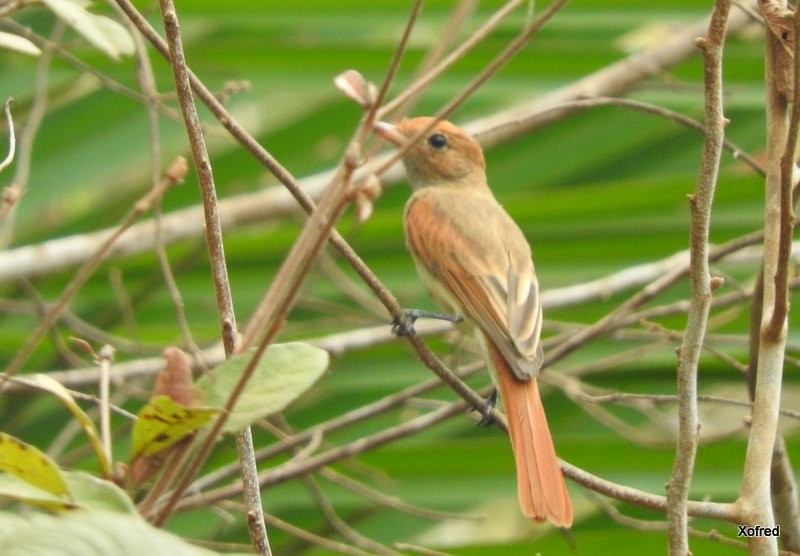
left=375, top=117, right=486, bottom=189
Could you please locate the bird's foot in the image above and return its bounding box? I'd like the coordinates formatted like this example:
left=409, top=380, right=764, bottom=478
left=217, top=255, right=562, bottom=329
left=391, top=309, right=462, bottom=337
left=476, top=389, right=498, bottom=427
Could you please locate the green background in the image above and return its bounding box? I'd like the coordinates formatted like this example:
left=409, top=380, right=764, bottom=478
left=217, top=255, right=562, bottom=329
left=1, top=1, right=795, bottom=554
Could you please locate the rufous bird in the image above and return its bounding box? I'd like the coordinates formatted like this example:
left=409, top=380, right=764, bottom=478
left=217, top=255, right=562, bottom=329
left=375, top=117, right=572, bottom=527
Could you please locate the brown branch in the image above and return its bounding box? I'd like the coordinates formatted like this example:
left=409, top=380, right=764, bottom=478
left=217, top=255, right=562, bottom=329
left=667, top=2, right=731, bottom=553
left=560, top=459, right=736, bottom=523
left=768, top=4, right=800, bottom=337
left=153, top=4, right=269, bottom=553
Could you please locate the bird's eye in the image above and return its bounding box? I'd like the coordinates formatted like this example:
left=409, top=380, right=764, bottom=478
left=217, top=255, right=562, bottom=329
left=427, top=133, right=448, bottom=150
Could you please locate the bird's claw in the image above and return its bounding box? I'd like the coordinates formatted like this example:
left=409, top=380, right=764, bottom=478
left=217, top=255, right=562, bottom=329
left=476, top=389, right=498, bottom=427
left=391, top=309, right=462, bottom=337
left=391, top=311, right=418, bottom=337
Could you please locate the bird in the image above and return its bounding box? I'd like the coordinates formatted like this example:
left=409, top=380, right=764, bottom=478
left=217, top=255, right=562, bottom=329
left=375, top=116, right=572, bottom=527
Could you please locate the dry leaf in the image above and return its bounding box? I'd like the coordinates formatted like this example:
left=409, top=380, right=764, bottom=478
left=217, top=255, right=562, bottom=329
left=353, top=174, right=382, bottom=223
left=154, top=347, right=200, bottom=407
left=334, top=69, right=377, bottom=108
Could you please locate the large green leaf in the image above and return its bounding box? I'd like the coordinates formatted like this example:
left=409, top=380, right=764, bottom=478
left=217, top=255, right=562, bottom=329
left=0, top=469, right=134, bottom=513
left=195, top=342, right=329, bottom=433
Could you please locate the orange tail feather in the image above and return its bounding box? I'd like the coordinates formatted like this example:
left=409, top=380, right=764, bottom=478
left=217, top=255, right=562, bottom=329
left=489, top=343, right=572, bottom=527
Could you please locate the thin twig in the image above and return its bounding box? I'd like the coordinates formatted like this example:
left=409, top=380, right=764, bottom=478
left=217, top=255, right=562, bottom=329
left=580, top=391, right=800, bottom=421
left=560, top=459, right=736, bottom=523
left=378, top=0, right=527, bottom=119
left=589, top=491, right=751, bottom=553
left=435, top=0, right=570, bottom=122
left=490, top=96, right=765, bottom=177
left=544, top=226, right=768, bottom=368
left=252, top=507, right=374, bottom=556
left=0, top=18, right=170, bottom=111
left=175, top=400, right=473, bottom=511
left=98, top=344, right=114, bottom=467
left=0, top=98, right=14, bottom=173
left=270, top=416, right=401, bottom=556
left=185, top=361, right=484, bottom=495
left=395, top=0, right=478, bottom=118
left=320, top=468, right=480, bottom=522
left=1, top=21, right=64, bottom=249
left=371, top=0, right=570, bottom=180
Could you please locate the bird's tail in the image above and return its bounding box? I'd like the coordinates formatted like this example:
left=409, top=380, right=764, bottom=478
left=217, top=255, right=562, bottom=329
left=488, top=342, right=572, bottom=527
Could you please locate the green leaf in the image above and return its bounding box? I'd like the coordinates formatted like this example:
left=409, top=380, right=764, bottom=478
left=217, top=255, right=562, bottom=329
left=0, top=470, right=134, bottom=513
left=196, top=342, right=329, bottom=433
left=0, top=473, right=75, bottom=511
left=64, top=471, right=137, bottom=513
left=0, top=433, right=70, bottom=498
left=41, top=0, right=133, bottom=60
left=131, top=396, right=220, bottom=459
left=0, top=509, right=220, bottom=556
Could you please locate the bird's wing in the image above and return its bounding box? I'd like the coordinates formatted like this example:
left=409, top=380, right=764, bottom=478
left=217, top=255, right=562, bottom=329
left=404, top=191, right=542, bottom=379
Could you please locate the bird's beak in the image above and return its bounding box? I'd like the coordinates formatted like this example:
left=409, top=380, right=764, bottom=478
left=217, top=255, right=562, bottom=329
left=374, top=121, right=406, bottom=147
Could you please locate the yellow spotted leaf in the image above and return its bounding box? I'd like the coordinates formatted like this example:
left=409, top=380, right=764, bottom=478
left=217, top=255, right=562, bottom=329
left=0, top=433, right=70, bottom=498
left=131, top=396, right=220, bottom=459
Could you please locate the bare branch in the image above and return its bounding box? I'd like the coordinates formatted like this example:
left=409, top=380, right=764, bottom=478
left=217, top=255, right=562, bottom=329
left=736, top=3, right=797, bottom=554
left=667, top=2, right=731, bottom=553
left=153, top=2, right=270, bottom=551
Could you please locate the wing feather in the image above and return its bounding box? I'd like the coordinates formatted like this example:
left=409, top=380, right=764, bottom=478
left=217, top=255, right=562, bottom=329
left=404, top=189, right=542, bottom=379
